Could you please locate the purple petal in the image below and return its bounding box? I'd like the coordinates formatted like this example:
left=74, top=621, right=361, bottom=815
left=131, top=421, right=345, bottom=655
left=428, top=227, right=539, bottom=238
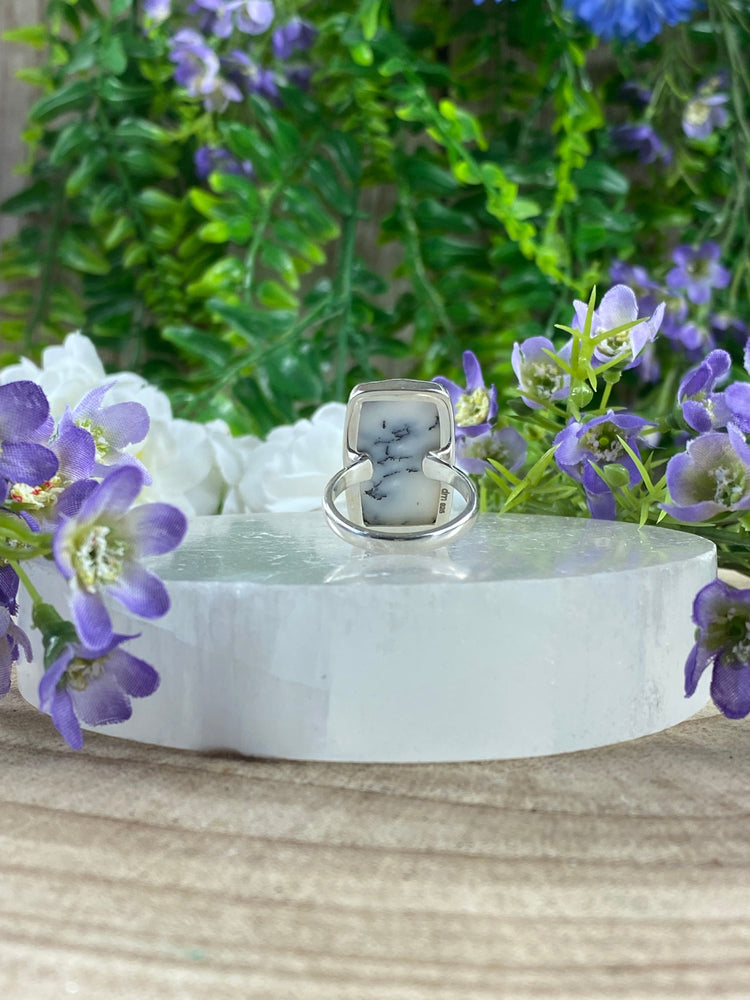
left=597, top=284, right=638, bottom=328
left=107, top=647, right=160, bottom=697
left=0, top=442, right=58, bottom=485
left=682, top=400, right=713, bottom=434
left=432, top=377, right=464, bottom=410
left=55, top=423, right=96, bottom=481
left=660, top=500, right=728, bottom=522
left=685, top=643, right=711, bottom=696
left=72, top=383, right=113, bottom=421
left=50, top=689, right=83, bottom=749
left=95, top=401, right=150, bottom=449
left=71, top=672, right=132, bottom=726
left=122, top=503, right=187, bottom=557
left=672, top=245, right=695, bottom=268
left=38, top=650, right=72, bottom=712
left=711, top=656, right=750, bottom=719
left=0, top=381, right=51, bottom=440
left=693, top=579, right=750, bottom=630
left=107, top=562, right=170, bottom=619
left=78, top=465, right=146, bottom=522
left=71, top=588, right=114, bottom=649
left=687, top=282, right=712, bottom=306
left=462, top=351, right=484, bottom=392
left=55, top=479, right=99, bottom=520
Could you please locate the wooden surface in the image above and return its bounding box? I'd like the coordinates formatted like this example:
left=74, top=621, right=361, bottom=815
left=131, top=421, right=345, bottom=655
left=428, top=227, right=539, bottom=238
left=2, top=683, right=750, bottom=999
left=0, top=1, right=45, bottom=243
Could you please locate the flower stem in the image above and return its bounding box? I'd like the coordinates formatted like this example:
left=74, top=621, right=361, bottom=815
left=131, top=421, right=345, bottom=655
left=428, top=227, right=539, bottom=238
left=11, top=560, right=43, bottom=607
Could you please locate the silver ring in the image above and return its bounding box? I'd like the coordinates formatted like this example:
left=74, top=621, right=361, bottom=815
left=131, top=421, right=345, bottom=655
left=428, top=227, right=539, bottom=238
left=323, top=379, right=479, bottom=550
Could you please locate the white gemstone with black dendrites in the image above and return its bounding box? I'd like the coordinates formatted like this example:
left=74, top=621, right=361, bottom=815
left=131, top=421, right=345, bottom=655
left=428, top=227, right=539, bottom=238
left=355, top=399, right=443, bottom=526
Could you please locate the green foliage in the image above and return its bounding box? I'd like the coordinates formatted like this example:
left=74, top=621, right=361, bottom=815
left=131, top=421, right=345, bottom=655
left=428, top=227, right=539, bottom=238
left=1, top=0, right=748, bottom=436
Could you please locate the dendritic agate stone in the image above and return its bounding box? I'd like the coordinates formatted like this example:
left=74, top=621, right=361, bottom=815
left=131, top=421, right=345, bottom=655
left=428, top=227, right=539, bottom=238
left=356, top=399, right=442, bottom=526
left=16, top=512, right=716, bottom=762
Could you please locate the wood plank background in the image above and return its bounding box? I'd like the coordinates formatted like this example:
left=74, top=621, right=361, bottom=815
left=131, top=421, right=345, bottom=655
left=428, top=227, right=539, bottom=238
left=0, top=1, right=45, bottom=243
left=3, top=680, right=750, bottom=999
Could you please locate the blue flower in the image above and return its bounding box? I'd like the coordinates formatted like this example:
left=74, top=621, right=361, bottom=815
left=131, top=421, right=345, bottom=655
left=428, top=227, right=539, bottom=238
left=457, top=426, right=527, bottom=476
left=661, top=425, right=750, bottom=522
left=433, top=351, right=498, bottom=436
left=685, top=579, right=750, bottom=719
left=554, top=410, right=654, bottom=519
left=38, top=633, right=159, bottom=749
left=511, top=336, right=571, bottom=410
left=0, top=605, right=31, bottom=698
left=683, top=74, right=730, bottom=140
left=562, top=0, right=700, bottom=44
left=666, top=242, right=731, bottom=306
left=53, top=465, right=187, bottom=649
left=612, top=123, right=672, bottom=165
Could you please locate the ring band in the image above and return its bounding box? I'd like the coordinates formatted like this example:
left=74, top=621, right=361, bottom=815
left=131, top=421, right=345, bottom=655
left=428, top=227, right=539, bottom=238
left=323, top=379, right=479, bottom=550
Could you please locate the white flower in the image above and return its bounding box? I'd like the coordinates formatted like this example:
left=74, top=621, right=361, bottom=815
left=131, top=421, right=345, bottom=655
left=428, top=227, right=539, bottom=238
left=233, top=402, right=346, bottom=513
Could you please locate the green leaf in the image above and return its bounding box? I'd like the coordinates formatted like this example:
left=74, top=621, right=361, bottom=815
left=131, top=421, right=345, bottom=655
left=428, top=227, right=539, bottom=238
left=0, top=180, right=53, bottom=215
left=49, top=120, right=99, bottom=166
left=256, top=280, right=298, bottom=310
left=208, top=171, right=260, bottom=213
left=162, top=325, right=233, bottom=369
left=137, top=188, right=182, bottom=215
left=65, top=150, right=108, bottom=197
left=97, top=77, right=151, bottom=102
left=29, top=80, right=93, bottom=124
left=57, top=231, right=110, bottom=275
left=359, top=0, right=382, bottom=40
left=574, top=160, right=630, bottom=196
left=113, top=117, right=170, bottom=144
left=98, top=33, right=127, bottom=73
left=307, top=156, right=344, bottom=208
left=322, top=132, right=361, bottom=184
left=111, top=0, right=133, bottom=14
left=208, top=299, right=295, bottom=342
left=261, top=243, right=300, bottom=289
left=2, top=24, right=47, bottom=48
left=265, top=345, right=322, bottom=399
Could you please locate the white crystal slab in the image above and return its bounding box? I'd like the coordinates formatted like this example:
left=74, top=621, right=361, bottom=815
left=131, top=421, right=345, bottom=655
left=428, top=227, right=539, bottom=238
left=16, top=513, right=715, bottom=761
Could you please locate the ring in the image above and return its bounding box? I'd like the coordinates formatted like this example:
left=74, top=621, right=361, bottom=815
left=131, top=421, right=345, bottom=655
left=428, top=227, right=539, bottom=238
left=323, top=379, right=479, bottom=550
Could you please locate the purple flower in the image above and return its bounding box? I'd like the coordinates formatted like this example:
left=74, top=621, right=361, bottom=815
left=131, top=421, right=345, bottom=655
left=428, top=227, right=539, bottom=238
left=433, top=351, right=498, bottom=436
left=711, top=313, right=749, bottom=346
left=685, top=579, right=750, bottom=719
left=609, top=260, right=661, bottom=315
left=554, top=410, right=653, bottom=519
left=562, top=0, right=699, bottom=44
left=38, top=634, right=159, bottom=749
left=0, top=381, right=58, bottom=498
left=660, top=298, right=712, bottom=355
left=233, top=0, right=275, bottom=35
left=202, top=75, right=243, bottom=112
left=223, top=50, right=278, bottom=101
left=195, top=144, right=254, bottom=179
left=144, top=0, right=171, bottom=26
left=683, top=75, right=730, bottom=140
left=169, top=28, right=220, bottom=96
left=666, top=242, right=731, bottom=306
left=53, top=465, right=187, bottom=649
left=661, top=425, right=750, bottom=522
left=457, top=426, right=527, bottom=476
left=678, top=349, right=732, bottom=433
left=620, top=82, right=652, bottom=108
left=7, top=419, right=96, bottom=528
left=65, top=383, right=150, bottom=481
left=0, top=605, right=31, bottom=698
left=0, top=563, right=19, bottom=613
left=189, top=0, right=235, bottom=38
left=572, top=284, right=665, bottom=370
left=272, top=17, right=316, bottom=59
left=511, top=336, right=570, bottom=410
left=612, top=123, right=672, bottom=165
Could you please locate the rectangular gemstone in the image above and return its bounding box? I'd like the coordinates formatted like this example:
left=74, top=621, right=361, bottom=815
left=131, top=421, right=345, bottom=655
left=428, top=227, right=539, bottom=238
left=356, top=399, right=442, bottom=526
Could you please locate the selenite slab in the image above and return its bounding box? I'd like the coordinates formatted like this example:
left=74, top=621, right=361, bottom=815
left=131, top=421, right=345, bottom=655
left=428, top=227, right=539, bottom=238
left=17, top=512, right=716, bottom=762
left=356, top=398, right=442, bottom=526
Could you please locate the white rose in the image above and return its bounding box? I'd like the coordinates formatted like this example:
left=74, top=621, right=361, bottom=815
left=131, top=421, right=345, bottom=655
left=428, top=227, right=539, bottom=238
left=234, top=402, right=346, bottom=513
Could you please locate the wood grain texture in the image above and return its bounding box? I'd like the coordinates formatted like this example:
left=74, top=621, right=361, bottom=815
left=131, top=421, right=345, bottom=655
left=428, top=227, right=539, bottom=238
left=2, top=682, right=750, bottom=1000
left=0, top=1, right=45, bottom=243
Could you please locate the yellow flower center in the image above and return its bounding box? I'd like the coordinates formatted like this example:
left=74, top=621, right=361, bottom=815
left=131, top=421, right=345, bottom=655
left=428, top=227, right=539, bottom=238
left=455, top=388, right=490, bottom=427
